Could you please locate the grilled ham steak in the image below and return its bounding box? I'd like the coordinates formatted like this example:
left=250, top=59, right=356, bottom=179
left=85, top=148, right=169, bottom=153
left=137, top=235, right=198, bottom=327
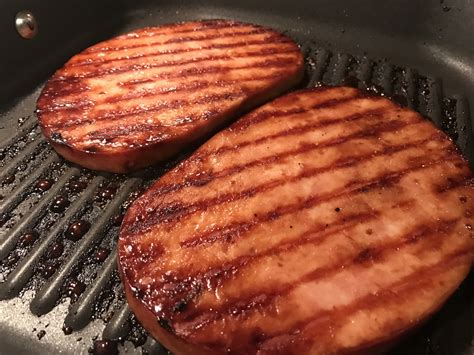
left=118, top=86, right=474, bottom=354
left=36, top=20, right=304, bottom=173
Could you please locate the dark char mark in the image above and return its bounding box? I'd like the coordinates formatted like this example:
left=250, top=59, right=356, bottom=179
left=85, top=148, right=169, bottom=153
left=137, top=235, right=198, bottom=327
left=41, top=69, right=292, bottom=114
left=436, top=174, right=474, bottom=193
left=162, top=28, right=268, bottom=44
left=126, top=120, right=440, bottom=236
left=56, top=86, right=350, bottom=143
left=49, top=57, right=295, bottom=129
left=53, top=37, right=293, bottom=83
left=119, top=56, right=296, bottom=86
left=127, top=211, right=378, bottom=322
left=54, top=90, right=247, bottom=131
left=70, top=94, right=381, bottom=151
left=255, top=244, right=470, bottom=353
left=77, top=21, right=248, bottom=57
left=140, top=93, right=385, bottom=199
left=123, top=151, right=459, bottom=315
left=230, top=88, right=365, bottom=131
left=180, top=219, right=459, bottom=337
left=73, top=40, right=295, bottom=70
left=178, top=133, right=446, bottom=248
left=55, top=45, right=297, bottom=82
left=37, top=78, right=89, bottom=104
left=84, top=27, right=272, bottom=54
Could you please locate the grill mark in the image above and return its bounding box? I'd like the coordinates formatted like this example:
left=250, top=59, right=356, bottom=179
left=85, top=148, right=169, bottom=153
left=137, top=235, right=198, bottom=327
left=118, top=56, right=296, bottom=87
left=76, top=98, right=389, bottom=159
left=78, top=21, right=250, bottom=56
left=54, top=38, right=294, bottom=86
left=54, top=49, right=294, bottom=85
left=72, top=41, right=295, bottom=70
left=83, top=123, right=169, bottom=143
left=256, top=246, right=471, bottom=352
left=178, top=133, right=444, bottom=248
left=204, top=111, right=393, bottom=179
left=40, top=69, right=292, bottom=114
left=50, top=47, right=297, bottom=84
left=230, top=94, right=367, bottom=133
left=154, top=156, right=455, bottom=273
left=37, top=78, right=89, bottom=103
left=141, top=105, right=409, bottom=203
left=436, top=175, right=474, bottom=193
left=82, top=115, right=211, bottom=145
left=144, top=93, right=373, bottom=195
left=84, top=108, right=225, bottom=144
left=128, top=132, right=449, bottom=238
left=126, top=211, right=378, bottom=320
left=114, top=41, right=294, bottom=86
left=71, top=39, right=297, bottom=71
left=83, top=27, right=271, bottom=54
left=179, top=219, right=459, bottom=333
left=162, top=28, right=268, bottom=44
left=52, top=90, right=248, bottom=131
left=183, top=210, right=378, bottom=250
left=46, top=57, right=295, bottom=129
left=215, top=98, right=385, bottom=155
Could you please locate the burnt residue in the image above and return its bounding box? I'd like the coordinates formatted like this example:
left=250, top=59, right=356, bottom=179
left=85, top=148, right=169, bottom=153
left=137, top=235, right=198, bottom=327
left=365, top=84, right=385, bottom=97
left=157, top=317, right=173, bottom=333
left=18, top=231, right=39, bottom=247
left=2, top=175, right=15, bottom=185
left=40, top=263, right=59, bottom=278
left=91, top=339, right=119, bottom=355
left=50, top=195, right=70, bottom=213
left=66, top=220, right=91, bottom=241
left=442, top=98, right=458, bottom=141
left=47, top=242, right=64, bottom=259
left=96, top=186, right=117, bottom=203
left=35, top=179, right=53, bottom=192
left=341, top=75, right=360, bottom=88
left=353, top=248, right=380, bottom=264
left=62, top=325, right=73, bottom=335
left=37, top=330, right=46, bottom=340
left=125, top=315, right=148, bottom=347
left=94, top=248, right=110, bottom=263
left=0, top=212, right=11, bottom=227
left=3, top=252, right=20, bottom=267
left=65, top=279, right=86, bottom=300
left=50, top=132, right=67, bottom=145
left=111, top=214, right=124, bottom=227
left=68, top=179, right=87, bottom=193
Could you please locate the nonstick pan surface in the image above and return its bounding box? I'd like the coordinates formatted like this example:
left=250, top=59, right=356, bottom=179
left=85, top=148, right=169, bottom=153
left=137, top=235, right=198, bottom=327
left=0, top=1, right=472, bottom=354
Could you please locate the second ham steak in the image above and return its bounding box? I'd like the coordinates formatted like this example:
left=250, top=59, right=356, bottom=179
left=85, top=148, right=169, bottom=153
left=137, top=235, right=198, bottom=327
left=118, top=86, right=474, bottom=354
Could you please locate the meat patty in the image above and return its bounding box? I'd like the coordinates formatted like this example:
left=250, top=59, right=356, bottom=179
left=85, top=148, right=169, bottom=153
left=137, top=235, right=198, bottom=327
left=36, top=19, right=304, bottom=173
left=118, top=86, right=474, bottom=354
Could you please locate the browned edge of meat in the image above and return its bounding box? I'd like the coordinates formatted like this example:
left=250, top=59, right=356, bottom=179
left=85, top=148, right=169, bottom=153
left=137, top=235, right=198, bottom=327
left=119, top=265, right=471, bottom=355
left=119, top=265, right=212, bottom=355
left=36, top=19, right=305, bottom=173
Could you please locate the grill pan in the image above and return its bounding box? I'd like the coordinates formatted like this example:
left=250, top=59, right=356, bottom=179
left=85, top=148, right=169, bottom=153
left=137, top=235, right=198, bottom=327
left=0, top=0, right=473, bottom=354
